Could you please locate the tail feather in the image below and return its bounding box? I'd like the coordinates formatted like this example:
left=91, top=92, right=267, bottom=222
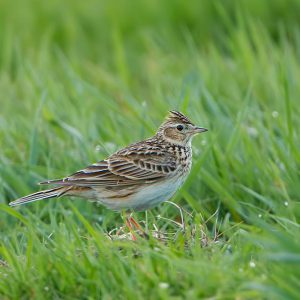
left=9, top=187, right=69, bottom=207
left=39, top=179, right=65, bottom=185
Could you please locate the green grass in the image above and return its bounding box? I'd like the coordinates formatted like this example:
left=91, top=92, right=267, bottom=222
left=1, top=0, right=300, bottom=299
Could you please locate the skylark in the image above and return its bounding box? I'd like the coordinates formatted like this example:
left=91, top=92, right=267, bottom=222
left=9, top=111, right=207, bottom=235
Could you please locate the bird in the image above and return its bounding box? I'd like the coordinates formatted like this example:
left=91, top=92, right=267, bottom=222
left=9, top=111, right=207, bottom=237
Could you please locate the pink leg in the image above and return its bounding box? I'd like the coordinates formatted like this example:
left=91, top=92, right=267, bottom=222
left=125, top=218, right=137, bottom=241
left=129, top=216, right=149, bottom=239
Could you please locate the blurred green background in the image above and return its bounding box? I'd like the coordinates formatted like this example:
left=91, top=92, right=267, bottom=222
left=1, top=0, right=300, bottom=299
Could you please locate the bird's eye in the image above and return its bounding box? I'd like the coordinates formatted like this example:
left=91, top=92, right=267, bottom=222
left=176, top=125, right=184, bottom=131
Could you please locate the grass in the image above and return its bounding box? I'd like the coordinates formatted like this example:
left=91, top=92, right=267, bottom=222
left=1, top=0, right=300, bottom=299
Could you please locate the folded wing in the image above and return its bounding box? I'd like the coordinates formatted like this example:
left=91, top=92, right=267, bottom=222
left=40, top=149, right=177, bottom=187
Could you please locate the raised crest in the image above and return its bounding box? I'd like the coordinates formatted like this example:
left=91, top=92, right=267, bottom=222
left=165, top=110, right=194, bottom=125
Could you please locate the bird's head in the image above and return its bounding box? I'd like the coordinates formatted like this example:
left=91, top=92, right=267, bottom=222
left=157, top=111, right=208, bottom=146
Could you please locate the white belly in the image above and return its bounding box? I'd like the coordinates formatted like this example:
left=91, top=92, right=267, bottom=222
left=97, top=175, right=187, bottom=211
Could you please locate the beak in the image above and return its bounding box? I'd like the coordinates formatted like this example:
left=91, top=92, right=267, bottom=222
left=192, top=126, right=208, bottom=134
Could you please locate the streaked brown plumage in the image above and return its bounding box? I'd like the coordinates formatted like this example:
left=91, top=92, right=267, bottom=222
left=9, top=111, right=207, bottom=212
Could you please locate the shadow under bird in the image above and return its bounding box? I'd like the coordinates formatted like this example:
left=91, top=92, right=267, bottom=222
left=9, top=111, right=207, bottom=235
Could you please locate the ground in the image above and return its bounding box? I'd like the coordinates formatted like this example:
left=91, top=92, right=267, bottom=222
left=0, top=0, right=300, bottom=299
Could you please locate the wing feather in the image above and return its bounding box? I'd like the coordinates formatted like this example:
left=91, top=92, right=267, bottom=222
left=40, top=145, right=177, bottom=187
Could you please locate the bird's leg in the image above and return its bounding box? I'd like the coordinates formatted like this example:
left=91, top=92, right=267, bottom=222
left=125, top=217, right=137, bottom=241
left=128, top=212, right=149, bottom=239
left=121, top=211, right=149, bottom=240
left=121, top=210, right=137, bottom=241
